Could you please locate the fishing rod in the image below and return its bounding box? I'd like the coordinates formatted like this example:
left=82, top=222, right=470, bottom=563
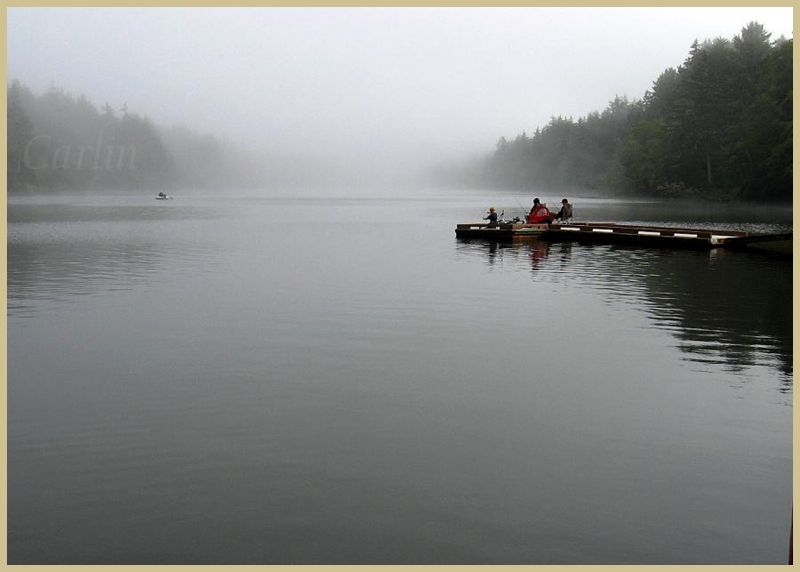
left=514, top=197, right=530, bottom=221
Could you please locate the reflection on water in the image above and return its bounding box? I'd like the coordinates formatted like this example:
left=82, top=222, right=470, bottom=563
left=455, top=238, right=792, bottom=389
left=8, top=202, right=225, bottom=315
left=8, top=192, right=792, bottom=564
left=8, top=237, right=221, bottom=309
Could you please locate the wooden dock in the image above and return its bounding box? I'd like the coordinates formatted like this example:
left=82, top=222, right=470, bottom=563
left=545, top=222, right=748, bottom=249
left=718, top=232, right=793, bottom=256
left=455, top=221, right=791, bottom=254
left=454, top=222, right=550, bottom=240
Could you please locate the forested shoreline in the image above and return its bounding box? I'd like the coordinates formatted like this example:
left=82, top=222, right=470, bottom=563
left=8, top=23, right=792, bottom=200
left=443, top=22, right=792, bottom=202
left=7, top=80, right=264, bottom=192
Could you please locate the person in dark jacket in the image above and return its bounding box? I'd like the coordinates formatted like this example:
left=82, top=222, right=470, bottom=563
left=484, top=207, right=498, bottom=227
left=555, top=198, right=573, bottom=221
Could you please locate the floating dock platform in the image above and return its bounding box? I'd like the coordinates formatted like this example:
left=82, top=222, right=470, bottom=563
left=455, top=221, right=791, bottom=254
left=454, top=222, right=550, bottom=240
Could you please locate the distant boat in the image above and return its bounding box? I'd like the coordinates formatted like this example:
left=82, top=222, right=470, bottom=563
left=155, top=193, right=173, bottom=200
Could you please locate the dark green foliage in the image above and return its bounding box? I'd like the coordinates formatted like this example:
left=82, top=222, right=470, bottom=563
left=476, top=23, right=792, bottom=202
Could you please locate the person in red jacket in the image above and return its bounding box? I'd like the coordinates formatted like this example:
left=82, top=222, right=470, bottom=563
left=527, top=198, right=554, bottom=224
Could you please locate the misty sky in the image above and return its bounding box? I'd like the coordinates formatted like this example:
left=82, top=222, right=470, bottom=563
left=7, top=7, right=794, bottom=174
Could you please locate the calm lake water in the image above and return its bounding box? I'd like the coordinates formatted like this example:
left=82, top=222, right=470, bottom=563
left=7, top=188, right=792, bottom=564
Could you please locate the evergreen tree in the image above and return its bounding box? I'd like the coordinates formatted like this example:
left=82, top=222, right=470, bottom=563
left=472, top=22, right=791, bottom=202
left=6, top=81, right=264, bottom=192
left=7, top=80, right=35, bottom=189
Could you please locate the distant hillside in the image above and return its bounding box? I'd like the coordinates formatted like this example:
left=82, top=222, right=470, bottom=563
left=448, top=23, right=792, bottom=202
left=7, top=81, right=264, bottom=192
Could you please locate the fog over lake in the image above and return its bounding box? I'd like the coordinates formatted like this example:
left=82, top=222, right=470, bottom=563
left=6, top=6, right=794, bottom=565
left=7, top=7, right=794, bottom=183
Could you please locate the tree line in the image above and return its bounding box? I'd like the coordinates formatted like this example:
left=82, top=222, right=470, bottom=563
left=7, top=80, right=262, bottom=192
left=448, top=22, right=792, bottom=202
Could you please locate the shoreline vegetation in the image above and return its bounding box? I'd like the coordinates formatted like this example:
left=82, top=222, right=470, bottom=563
left=433, top=22, right=792, bottom=203
left=7, top=84, right=347, bottom=193
left=7, top=22, right=792, bottom=203
left=8, top=80, right=265, bottom=192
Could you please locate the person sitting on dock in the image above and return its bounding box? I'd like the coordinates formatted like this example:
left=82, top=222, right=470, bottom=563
left=484, top=207, right=498, bottom=227
left=555, top=198, right=573, bottom=222
left=527, top=198, right=554, bottom=224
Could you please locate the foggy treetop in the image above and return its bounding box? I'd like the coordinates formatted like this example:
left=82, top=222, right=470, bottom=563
left=8, top=7, right=792, bottom=196
left=452, top=22, right=792, bottom=201
left=6, top=8, right=794, bottom=196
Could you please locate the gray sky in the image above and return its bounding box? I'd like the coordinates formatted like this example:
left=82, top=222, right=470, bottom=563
left=7, top=7, right=794, bottom=175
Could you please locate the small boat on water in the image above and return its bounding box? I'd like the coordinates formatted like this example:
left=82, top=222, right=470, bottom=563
left=155, top=193, right=173, bottom=200
left=456, top=220, right=792, bottom=254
